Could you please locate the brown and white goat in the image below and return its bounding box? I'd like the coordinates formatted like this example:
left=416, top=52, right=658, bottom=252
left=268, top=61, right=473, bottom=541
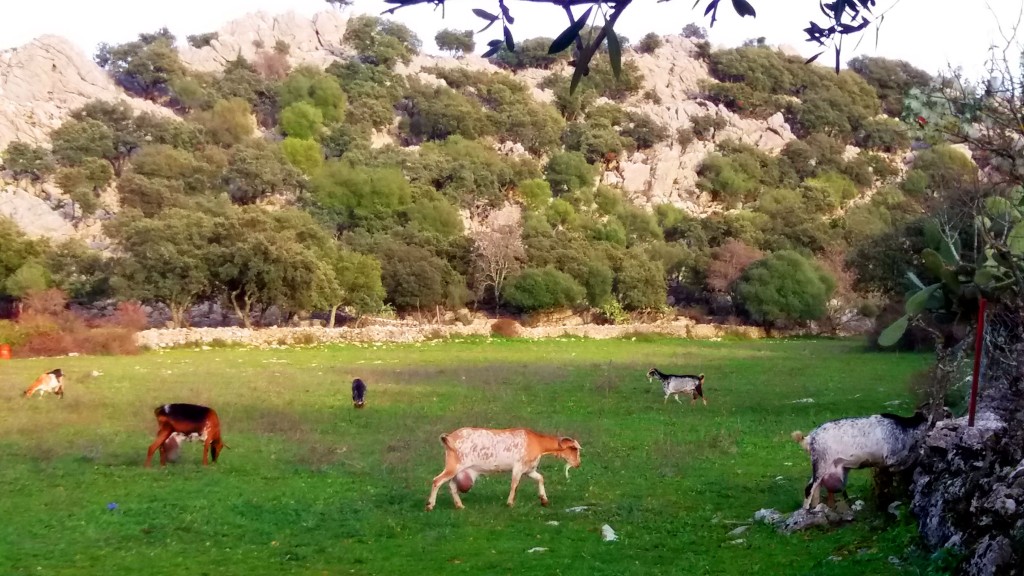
left=145, top=403, right=226, bottom=467
left=426, top=427, right=582, bottom=511
left=24, top=369, right=64, bottom=399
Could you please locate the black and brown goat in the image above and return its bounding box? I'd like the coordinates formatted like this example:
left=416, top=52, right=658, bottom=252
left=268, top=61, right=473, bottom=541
left=352, top=378, right=367, bottom=408
left=144, top=403, right=226, bottom=467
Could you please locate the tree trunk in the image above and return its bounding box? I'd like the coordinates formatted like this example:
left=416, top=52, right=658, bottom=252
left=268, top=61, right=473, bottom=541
left=230, top=292, right=253, bottom=329
left=328, top=304, right=340, bottom=329
left=170, top=302, right=190, bottom=328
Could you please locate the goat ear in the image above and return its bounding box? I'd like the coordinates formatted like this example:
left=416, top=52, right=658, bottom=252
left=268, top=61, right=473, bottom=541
left=558, top=437, right=575, bottom=449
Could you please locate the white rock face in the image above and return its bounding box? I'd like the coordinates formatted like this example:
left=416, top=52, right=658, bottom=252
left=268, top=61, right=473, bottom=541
left=0, top=187, right=76, bottom=240
left=0, top=35, right=173, bottom=150
left=178, top=10, right=350, bottom=73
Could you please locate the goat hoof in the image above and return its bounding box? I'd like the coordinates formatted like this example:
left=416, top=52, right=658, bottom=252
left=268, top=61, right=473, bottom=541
left=425, top=504, right=434, bottom=512
left=540, top=498, right=549, bottom=507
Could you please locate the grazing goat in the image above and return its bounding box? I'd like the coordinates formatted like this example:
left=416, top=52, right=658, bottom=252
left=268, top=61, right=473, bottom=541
left=23, top=369, right=64, bottom=399
left=792, top=408, right=949, bottom=509
left=426, top=427, right=582, bottom=511
left=352, top=378, right=366, bottom=408
left=145, top=403, right=226, bottom=467
left=646, top=368, right=706, bottom=406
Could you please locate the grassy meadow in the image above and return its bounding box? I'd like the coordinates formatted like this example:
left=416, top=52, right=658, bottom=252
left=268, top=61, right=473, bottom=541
left=0, top=336, right=938, bottom=575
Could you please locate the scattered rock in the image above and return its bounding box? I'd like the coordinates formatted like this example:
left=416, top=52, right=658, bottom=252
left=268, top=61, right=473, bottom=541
left=565, top=506, right=591, bottom=513
left=601, top=524, right=618, bottom=542
left=753, top=508, right=784, bottom=526
left=726, top=525, right=750, bottom=537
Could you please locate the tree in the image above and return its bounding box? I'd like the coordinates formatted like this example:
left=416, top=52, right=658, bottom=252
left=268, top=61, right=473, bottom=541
left=308, top=162, right=412, bottom=233
left=471, top=221, right=526, bottom=310
left=94, top=28, right=186, bottom=101
left=343, top=15, right=421, bottom=69
left=705, top=239, right=763, bottom=292
left=223, top=139, right=303, bottom=205
left=503, top=267, right=585, bottom=312
left=735, top=250, right=836, bottom=326
left=635, top=33, right=664, bottom=55
left=193, top=98, right=255, bottom=147
left=280, top=137, right=324, bottom=175
left=323, top=247, right=386, bottom=327
left=1, top=142, right=54, bottom=180
left=4, top=261, right=52, bottom=300
left=681, top=23, right=709, bottom=40
left=279, top=102, right=325, bottom=140
left=277, top=66, right=348, bottom=125
left=105, top=208, right=218, bottom=327
left=435, top=28, right=476, bottom=57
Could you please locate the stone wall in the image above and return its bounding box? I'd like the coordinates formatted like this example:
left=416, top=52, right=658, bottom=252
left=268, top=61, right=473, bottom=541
left=133, top=317, right=773, bottom=349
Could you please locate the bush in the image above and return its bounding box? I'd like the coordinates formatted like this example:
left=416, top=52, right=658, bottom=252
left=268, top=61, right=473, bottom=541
left=279, top=102, right=324, bottom=140
left=681, top=23, right=708, bottom=40
left=621, top=112, right=670, bottom=150
left=545, top=151, right=597, bottom=196
left=280, top=137, right=324, bottom=175
left=490, top=318, right=523, bottom=338
left=109, top=300, right=150, bottom=331
left=615, top=257, right=666, bottom=311
left=735, top=250, right=836, bottom=325
left=636, top=33, right=663, bottom=55
left=705, top=239, right=764, bottom=292
left=503, top=267, right=585, bottom=312
left=689, top=112, right=728, bottom=141
left=855, top=116, right=911, bottom=152
left=2, top=142, right=55, bottom=179
left=676, top=127, right=696, bottom=149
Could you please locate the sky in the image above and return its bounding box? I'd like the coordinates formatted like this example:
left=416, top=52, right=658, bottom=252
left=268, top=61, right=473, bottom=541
left=1, top=0, right=1022, bottom=80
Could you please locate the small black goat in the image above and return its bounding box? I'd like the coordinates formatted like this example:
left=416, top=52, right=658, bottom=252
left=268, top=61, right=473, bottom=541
left=352, top=378, right=366, bottom=408
left=646, top=368, right=706, bottom=406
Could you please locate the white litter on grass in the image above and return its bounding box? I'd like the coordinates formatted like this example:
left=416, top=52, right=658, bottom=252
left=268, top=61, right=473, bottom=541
left=90, top=371, right=102, bottom=377
left=601, top=524, right=618, bottom=541
left=527, top=547, right=547, bottom=553
left=546, top=521, right=560, bottom=526
left=884, top=400, right=904, bottom=406
left=728, top=539, right=746, bottom=545
left=565, top=506, right=591, bottom=513
left=790, top=398, right=815, bottom=403
left=853, top=500, right=866, bottom=512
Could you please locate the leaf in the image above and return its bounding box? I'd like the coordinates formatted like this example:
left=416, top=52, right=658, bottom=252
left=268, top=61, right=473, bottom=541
left=482, top=43, right=502, bottom=58
left=606, top=27, right=622, bottom=80
left=569, top=57, right=587, bottom=95
left=1008, top=221, right=1024, bottom=255
left=548, top=6, right=593, bottom=55
left=905, top=283, right=941, bottom=316
left=499, top=1, right=514, bottom=24
left=503, top=25, right=515, bottom=51
left=477, top=19, right=498, bottom=34
left=834, top=45, right=840, bottom=74
left=974, top=267, right=996, bottom=288
left=805, top=51, right=825, bottom=64
left=906, top=271, right=926, bottom=290
left=487, top=39, right=503, bottom=47
left=472, top=8, right=499, bottom=21
left=921, top=248, right=945, bottom=277
left=877, top=314, right=909, bottom=347
left=731, top=0, right=757, bottom=17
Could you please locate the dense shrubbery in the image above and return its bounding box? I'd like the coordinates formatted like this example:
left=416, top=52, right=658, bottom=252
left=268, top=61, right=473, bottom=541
left=0, top=22, right=958, bottom=336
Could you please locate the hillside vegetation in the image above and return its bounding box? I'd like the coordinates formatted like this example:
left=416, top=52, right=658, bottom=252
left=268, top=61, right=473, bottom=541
left=0, top=14, right=972, bottom=347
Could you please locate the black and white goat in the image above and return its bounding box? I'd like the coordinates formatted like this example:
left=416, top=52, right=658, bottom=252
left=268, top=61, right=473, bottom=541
left=791, top=408, right=949, bottom=509
left=352, top=378, right=366, bottom=408
left=646, top=368, right=706, bottom=406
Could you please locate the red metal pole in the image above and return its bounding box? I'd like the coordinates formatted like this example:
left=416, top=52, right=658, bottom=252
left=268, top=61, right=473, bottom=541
left=968, top=297, right=987, bottom=427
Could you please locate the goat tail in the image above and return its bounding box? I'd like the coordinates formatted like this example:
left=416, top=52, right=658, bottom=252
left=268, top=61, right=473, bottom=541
left=791, top=430, right=805, bottom=444
left=698, top=373, right=705, bottom=381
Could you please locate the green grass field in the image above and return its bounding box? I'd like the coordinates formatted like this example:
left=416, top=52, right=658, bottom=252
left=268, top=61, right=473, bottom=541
left=0, top=336, right=937, bottom=575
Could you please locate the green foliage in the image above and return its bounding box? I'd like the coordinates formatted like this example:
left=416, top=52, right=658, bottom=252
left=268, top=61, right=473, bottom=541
left=50, top=119, right=116, bottom=169
left=735, top=250, right=836, bottom=325
left=309, top=162, right=411, bottom=233
left=327, top=61, right=406, bottom=130
left=562, top=120, right=629, bottom=164
left=689, top=112, right=728, bottom=141
left=620, top=111, right=670, bottom=150
left=2, top=142, right=55, bottom=179
left=801, top=171, right=859, bottom=213
left=910, top=144, right=977, bottom=193
left=223, top=139, right=303, bottom=205
left=193, top=98, right=255, bottom=147
left=4, top=260, right=51, bottom=298
left=372, top=241, right=461, bottom=310
left=503, top=267, right=585, bottom=312
left=187, top=32, right=218, bottom=49
left=518, top=178, right=552, bottom=211
left=0, top=217, right=45, bottom=295
left=434, top=28, right=475, bottom=56
left=401, top=80, right=489, bottom=142
left=324, top=247, right=386, bottom=318
left=280, top=137, right=324, bottom=175
left=696, top=153, right=758, bottom=207
left=545, top=151, right=596, bottom=196
left=542, top=55, right=644, bottom=103
left=489, top=37, right=570, bottom=71
left=847, top=56, right=933, bottom=116
left=682, top=23, right=709, bottom=40
left=855, top=116, right=911, bottom=152
left=408, top=136, right=522, bottom=208
left=343, top=15, right=421, bottom=69
left=279, top=102, right=325, bottom=140
left=45, top=238, right=112, bottom=301
left=404, top=196, right=464, bottom=238
left=94, top=28, right=186, bottom=100
left=615, top=255, right=667, bottom=311
left=636, top=33, right=663, bottom=55
left=277, top=66, right=348, bottom=125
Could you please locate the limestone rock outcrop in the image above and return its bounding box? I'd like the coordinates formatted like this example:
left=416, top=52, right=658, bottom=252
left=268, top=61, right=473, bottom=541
left=0, top=35, right=173, bottom=150
left=178, top=10, right=350, bottom=73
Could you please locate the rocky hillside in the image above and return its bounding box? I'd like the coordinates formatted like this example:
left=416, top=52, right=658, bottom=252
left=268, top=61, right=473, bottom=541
left=0, top=9, right=803, bottom=240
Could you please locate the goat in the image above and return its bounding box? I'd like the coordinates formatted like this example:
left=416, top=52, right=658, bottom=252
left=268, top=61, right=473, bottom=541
left=792, top=408, right=949, bottom=509
left=145, top=403, right=226, bottom=467
left=23, top=369, right=64, bottom=399
left=426, top=427, right=582, bottom=511
left=352, top=378, right=366, bottom=408
left=646, top=368, right=706, bottom=406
